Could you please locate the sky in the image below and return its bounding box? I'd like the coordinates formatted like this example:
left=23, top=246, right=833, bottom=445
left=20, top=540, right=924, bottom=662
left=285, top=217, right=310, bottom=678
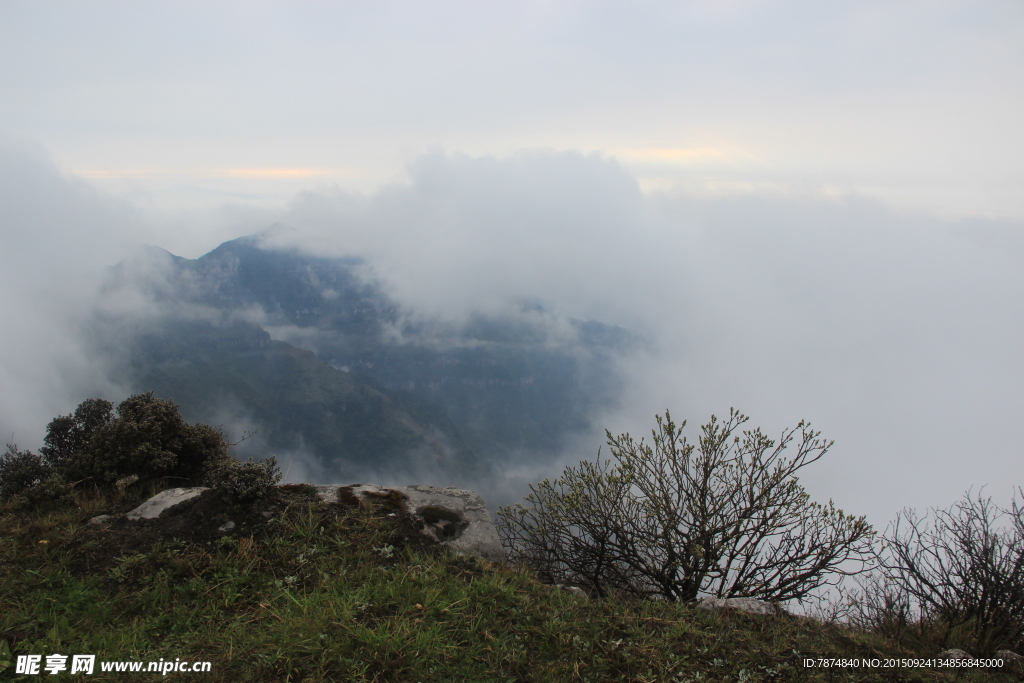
left=1, top=0, right=1023, bottom=530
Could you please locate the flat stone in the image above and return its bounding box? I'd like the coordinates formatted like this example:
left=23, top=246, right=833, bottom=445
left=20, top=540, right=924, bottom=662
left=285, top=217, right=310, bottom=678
left=695, top=597, right=785, bottom=616
left=87, top=514, right=114, bottom=525
left=126, top=487, right=208, bottom=521
left=996, top=650, right=1021, bottom=662
left=313, top=485, right=341, bottom=504
left=335, top=484, right=506, bottom=565
left=218, top=520, right=236, bottom=533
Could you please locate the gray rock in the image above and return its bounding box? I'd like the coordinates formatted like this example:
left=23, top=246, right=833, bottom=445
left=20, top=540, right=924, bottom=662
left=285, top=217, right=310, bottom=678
left=695, top=597, right=785, bottom=616
left=218, top=520, right=236, bottom=533
left=546, top=584, right=587, bottom=599
left=87, top=514, right=114, bottom=525
left=313, top=485, right=341, bottom=504
left=320, top=483, right=506, bottom=565
left=126, top=487, right=208, bottom=521
left=996, top=650, right=1021, bottom=662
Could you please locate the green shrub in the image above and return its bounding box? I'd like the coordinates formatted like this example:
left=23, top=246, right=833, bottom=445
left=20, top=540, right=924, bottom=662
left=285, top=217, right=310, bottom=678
left=2, top=394, right=288, bottom=507
left=213, top=456, right=282, bottom=502
left=39, top=398, right=113, bottom=471
left=14, top=474, right=74, bottom=510
left=0, top=445, right=49, bottom=502
left=65, top=393, right=234, bottom=486
left=1, top=393, right=241, bottom=505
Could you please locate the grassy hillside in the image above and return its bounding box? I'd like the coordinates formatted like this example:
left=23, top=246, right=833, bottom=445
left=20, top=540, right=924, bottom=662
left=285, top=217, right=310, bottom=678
left=1, top=486, right=1019, bottom=682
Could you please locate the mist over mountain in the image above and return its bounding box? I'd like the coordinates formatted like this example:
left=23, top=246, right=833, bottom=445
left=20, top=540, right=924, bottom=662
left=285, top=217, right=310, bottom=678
left=3, top=139, right=1022, bottom=531
left=91, top=232, right=637, bottom=498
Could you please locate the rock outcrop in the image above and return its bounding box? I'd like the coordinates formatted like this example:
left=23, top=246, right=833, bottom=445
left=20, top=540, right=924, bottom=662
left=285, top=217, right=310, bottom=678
left=89, top=486, right=210, bottom=525
left=87, top=483, right=506, bottom=565
left=542, top=584, right=588, bottom=599
left=316, top=484, right=506, bottom=565
left=125, top=487, right=209, bottom=521
left=694, top=597, right=787, bottom=617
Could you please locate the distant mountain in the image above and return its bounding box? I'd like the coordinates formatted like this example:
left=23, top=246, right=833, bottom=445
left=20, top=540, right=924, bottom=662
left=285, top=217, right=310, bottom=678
left=95, top=232, right=637, bottom=483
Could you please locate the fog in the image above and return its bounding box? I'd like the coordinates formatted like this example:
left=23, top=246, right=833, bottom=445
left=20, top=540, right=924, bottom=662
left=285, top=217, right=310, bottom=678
left=0, top=138, right=136, bottom=443
left=267, top=150, right=1024, bottom=520
left=2, top=137, right=1022, bottom=530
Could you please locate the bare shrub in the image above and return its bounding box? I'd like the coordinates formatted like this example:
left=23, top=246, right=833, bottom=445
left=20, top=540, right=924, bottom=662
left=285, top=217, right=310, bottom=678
left=874, top=489, right=1024, bottom=655
left=498, top=409, right=874, bottom=603
left=822, top=571, right=926, bottom=647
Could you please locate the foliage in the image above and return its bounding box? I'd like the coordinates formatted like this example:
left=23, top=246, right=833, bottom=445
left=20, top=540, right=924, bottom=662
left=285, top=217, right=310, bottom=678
left=213, top=456, right=283, bottom=502
left=39, top=398, right=114, bottom=471
left=0, top=393, right=279, bottom=506
left=497, top=409, right=875, bottom=604
left=864, top=489, right=1024, bottom=655
left=0, top=445, right=48, bottom=501
left=60, top=392, right=233, bottom=487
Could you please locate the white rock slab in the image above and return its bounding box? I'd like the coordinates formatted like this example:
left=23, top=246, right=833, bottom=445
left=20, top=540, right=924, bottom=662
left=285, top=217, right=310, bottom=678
left=695, top=597, right=785, bottom=616
left=317, top=483, right=506, bottom=565
left=126, top=487, right=209, bottom=521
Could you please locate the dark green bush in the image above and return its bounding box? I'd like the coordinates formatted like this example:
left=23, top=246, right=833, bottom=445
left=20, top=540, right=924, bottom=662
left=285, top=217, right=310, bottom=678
left=0, top=445, right=49, bottom=501
left=0, top=393, right=283, bottom=506
left=39, top=398, right=114, bottom=471
left=64, top=393, right=233, bottom=486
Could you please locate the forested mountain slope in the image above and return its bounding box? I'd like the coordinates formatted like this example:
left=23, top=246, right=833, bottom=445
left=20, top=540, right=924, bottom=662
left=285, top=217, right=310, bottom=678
left=95, top=233, right=636, bottom=485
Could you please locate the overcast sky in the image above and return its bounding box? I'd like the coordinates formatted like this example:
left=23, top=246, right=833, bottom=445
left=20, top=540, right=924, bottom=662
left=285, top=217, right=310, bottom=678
left=1, top=0, right=1022, bottom=527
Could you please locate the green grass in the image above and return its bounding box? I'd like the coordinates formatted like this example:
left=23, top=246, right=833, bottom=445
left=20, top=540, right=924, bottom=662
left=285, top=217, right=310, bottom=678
left=1, top=488, right=1019, bottom=682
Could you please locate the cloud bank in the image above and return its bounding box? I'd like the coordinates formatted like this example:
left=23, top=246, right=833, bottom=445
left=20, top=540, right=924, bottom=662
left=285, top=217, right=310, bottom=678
left=0, top=137, right=140, bottom=444
left=2, top=141, right=1022, bottom=528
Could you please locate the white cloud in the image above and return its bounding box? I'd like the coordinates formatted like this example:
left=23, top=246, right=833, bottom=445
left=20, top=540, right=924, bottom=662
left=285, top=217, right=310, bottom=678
left=1, top=141, right=1022, bottom=530
left=264, top=151, right=1024, bottom=524
left=3, top=1, right=1021, bottom=219
left=0, top=136, right=137, bottom=444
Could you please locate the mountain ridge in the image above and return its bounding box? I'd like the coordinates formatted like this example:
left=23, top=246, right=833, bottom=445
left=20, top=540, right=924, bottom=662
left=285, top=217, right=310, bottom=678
left=94, top=231, right=637, bottom=491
